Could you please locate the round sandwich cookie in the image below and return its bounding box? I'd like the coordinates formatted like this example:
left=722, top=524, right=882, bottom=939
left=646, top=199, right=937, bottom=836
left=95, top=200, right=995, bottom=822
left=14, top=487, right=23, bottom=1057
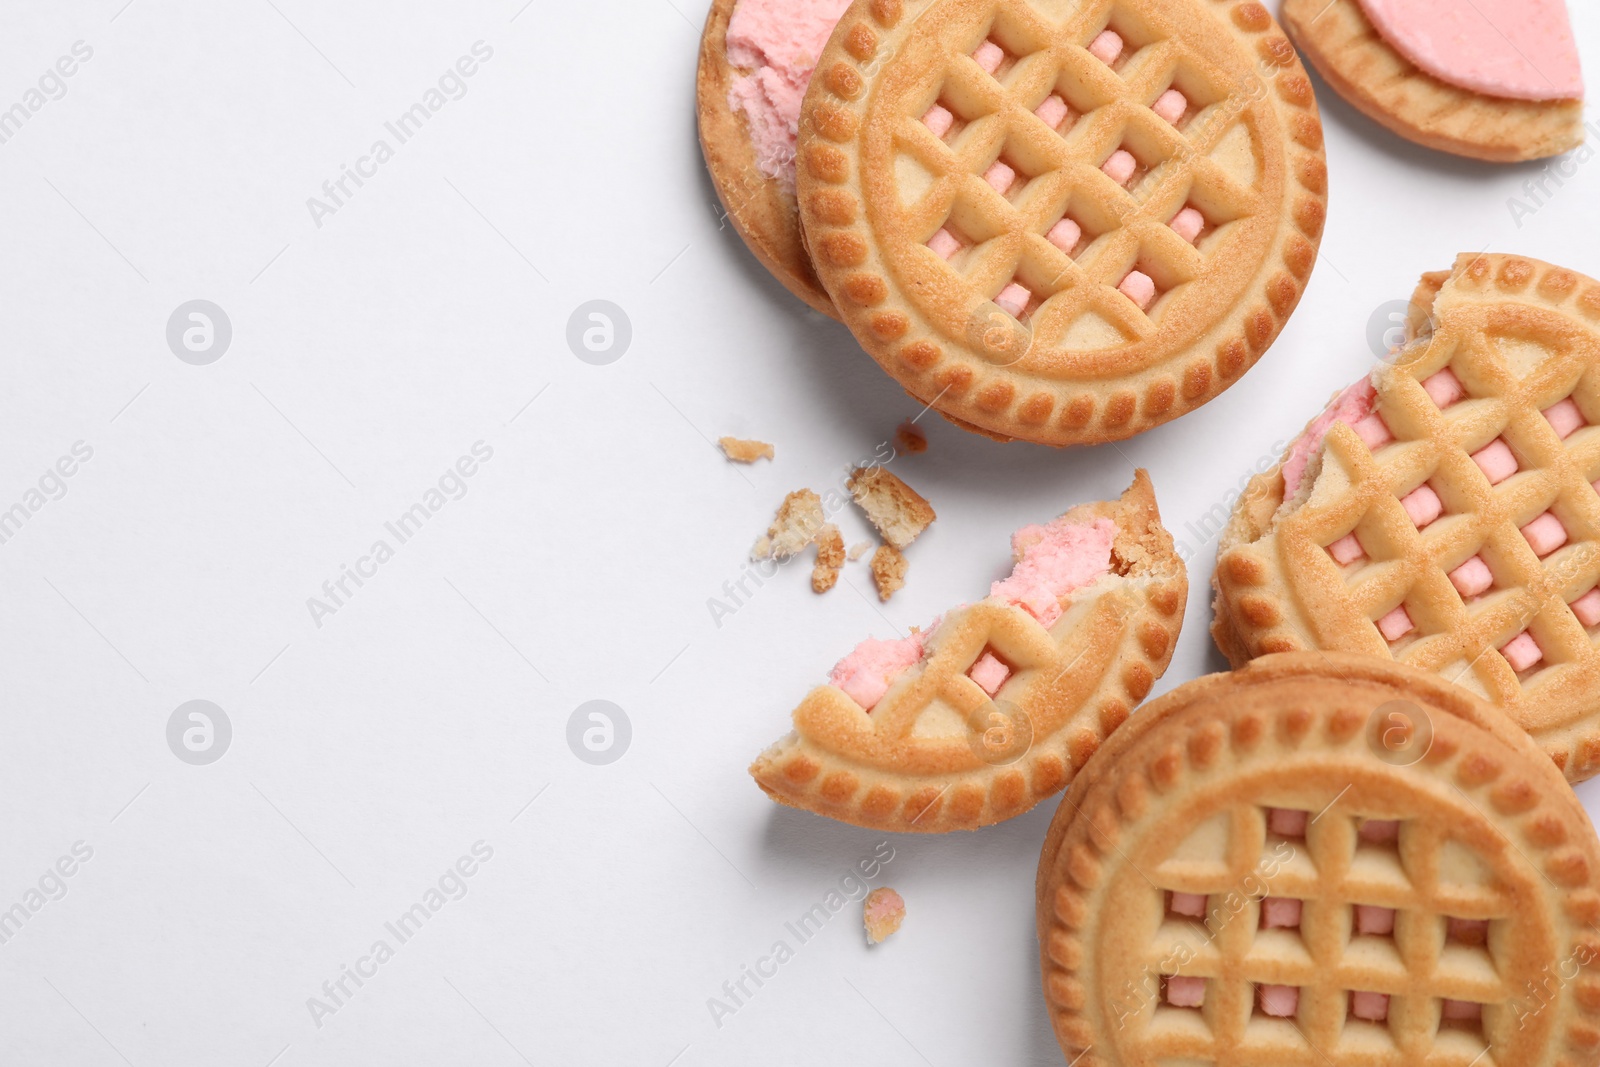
left=1037, top=653, right=1600, bottom=1067
left=751, top=471, right=1185, bottom=832
left=1283, top=0, right=1584, bottom=163
left=795, top=0, right=1327, bottom=446
left=1214, top=254, right=1600, bottom=781
left=697, top=0, right=847, bottom=318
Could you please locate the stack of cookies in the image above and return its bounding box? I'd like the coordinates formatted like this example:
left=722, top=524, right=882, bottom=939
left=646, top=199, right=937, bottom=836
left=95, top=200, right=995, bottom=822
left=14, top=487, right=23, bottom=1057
left=700, top=0, right=1328, bottom=445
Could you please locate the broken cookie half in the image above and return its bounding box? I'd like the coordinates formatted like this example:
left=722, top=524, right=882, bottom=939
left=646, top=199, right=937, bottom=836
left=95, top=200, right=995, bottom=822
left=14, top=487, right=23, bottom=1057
left=751, top=472, right=1186, bottom=832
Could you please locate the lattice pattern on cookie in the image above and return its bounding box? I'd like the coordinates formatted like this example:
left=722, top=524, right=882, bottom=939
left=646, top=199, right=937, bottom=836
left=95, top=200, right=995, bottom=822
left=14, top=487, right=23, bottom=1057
left=899, top=1, right=1260, bottom=338
left=1216, top=256, right=1600, bottom=778
left=1036, top=658, right=1600, bottom=1067
left=798, top=0, right=1327, bottom=445
left=1138, top=800, right=1511, bottom=1064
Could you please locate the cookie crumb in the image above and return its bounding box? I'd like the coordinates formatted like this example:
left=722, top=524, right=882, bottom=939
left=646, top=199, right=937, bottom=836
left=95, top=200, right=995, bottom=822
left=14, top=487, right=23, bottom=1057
left=812, top=524, right=844, bottom=593
left=871, top=544, right=907, bottom=601
left=847, top=541, right=872, bottom=561
left=849, top=467, right=936, bottom=549
left=863, top=886, right=905, bottom=944
left=894, top=421, right=927, bottom=454
left=719, top=436, right=774, bottom=463
left=752, top=489, right=825, bottom=560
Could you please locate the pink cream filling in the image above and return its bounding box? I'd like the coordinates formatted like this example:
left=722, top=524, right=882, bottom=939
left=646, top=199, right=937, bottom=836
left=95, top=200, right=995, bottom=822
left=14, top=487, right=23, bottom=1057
left=725, top=0, right=855, bottom=192
left=1281, top=378, right=1382, bottom=498
left=1261, top=897, right=1302, bottom=929
left=1357, top=0, right=1583, bottom=102
left=828, top=630, right=933, bottom=711
left=1351, top=991, right=1390, bottom=1022
left=828, top=518, right=1117, bottom=710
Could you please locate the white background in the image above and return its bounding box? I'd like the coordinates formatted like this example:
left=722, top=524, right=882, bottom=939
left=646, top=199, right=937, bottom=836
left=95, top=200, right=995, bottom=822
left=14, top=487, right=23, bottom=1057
left=2, top=0, right=1599, bottom=1064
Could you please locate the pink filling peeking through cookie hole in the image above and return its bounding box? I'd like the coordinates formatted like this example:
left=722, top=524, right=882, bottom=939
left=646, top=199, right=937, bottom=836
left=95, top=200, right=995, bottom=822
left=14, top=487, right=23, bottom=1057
left=1327, top=533, right=1365, bottom=567
left=1351, top=412, right=1394, bottom=451
left=1257, top=985, right=1299, bottom=1019
left=1118, top=270, right=1159, bottom=312
left=1447, top=917, right=1490, bottom=946
left=1571, top=588, right=1600, bottom=627
left=1033, top=93, right=1074, bottom=133
left=1471, top=438, right=1519, bottom=484
left=1422, top=367, right=1465, bottom=408
left=1449, top=555, right=1494, bottom=599
left=1376, top=605, right=1415, bottom=643
left=1046, top=217, right=1084, bottom=256
left=1088, top=29, right=1124, bottom=67
left=1500, top=630, right=1544, bottom=673
left=1359, top=819, right=1400, bottom=844
left=1545, top=398, right=1588, bottom=439
left=1400, top=483, right=1443, bottom=529
left=1350, top=991, right=1390, bottom=1023
left=1354, top=904, right=1396, bottom=937
left=995, top=282, right=1032, bottom=320
left=1266, top=808, right=1308, bottom=838
left=1168, top=891, right=1207, bottom=920
left=922, top=103, right=956, bottom=140
left=926, top=227, right=964, bottom=260
left=1441, top=1000, right=1484, bottom=1025
left=1260, top=897, right=1301, bottom=930
left=984, top=159, right=1019, bottom=196
left=972, top=39, right=1009, bottom=77
left=1164, top=975, right=1205, bottom=1009
left=1169, top=205, right=1206, bottom=245
left=967, top=650, right=1011, bottom=695
left=1151, top=87, right=1187, bottom=125
left=1100, top=148, right=1140, bottom=188
left=1521, top=511, right=1567, bottom=557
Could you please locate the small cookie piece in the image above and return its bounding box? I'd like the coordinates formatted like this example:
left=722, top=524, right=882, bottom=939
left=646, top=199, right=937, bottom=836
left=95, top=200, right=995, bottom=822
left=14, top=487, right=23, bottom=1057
left=752, top=489, right=824, bottom=560
left=894, top=421, right=928, bottom=455
left=812, top=524, right=845, bottom=593
left=863, top=886, right=905, bottom=944
left=870, top=544, right=907, bottom=601
left=751, top=470, right=1187, bottom=832
left=848, top=467, right=936, bottom=550
left=1038, top=653, right=1600, bottom=1066
left=848, top=541, right=872, bottom=561
left=719, top=435, right=774, bottom=463
left=1212, top=254, right=1600, bottom=781
left=1283, top=0, right=1583, bottom=162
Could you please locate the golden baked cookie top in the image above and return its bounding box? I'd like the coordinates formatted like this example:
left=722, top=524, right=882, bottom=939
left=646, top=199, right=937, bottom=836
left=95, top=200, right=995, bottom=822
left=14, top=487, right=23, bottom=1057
left=1037, top=653, right=1600, bottom=1067
left=797, top=0, right=1327, bottom=445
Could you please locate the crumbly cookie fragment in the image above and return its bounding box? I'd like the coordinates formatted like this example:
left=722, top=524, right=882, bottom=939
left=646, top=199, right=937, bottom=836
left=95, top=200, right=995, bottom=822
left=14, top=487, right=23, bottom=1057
left=894, top=421, right=927, bottom=454
left=848, top=467, right=935, bottom=550
left=847, top=541, right=872, bottom=561
left=811, top=524, right=844, bottom=593
left=719, top=436, right=774, bottom=463
left=863, top=886, right=905, bottom=944
left=870, top=544, right=907, bottom=601
left=751, top=489, right=824, bottom=560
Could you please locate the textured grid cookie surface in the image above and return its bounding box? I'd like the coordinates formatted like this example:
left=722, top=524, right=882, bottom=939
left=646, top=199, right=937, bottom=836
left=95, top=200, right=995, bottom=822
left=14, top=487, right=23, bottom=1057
left=796, top=0, right=1326, bottom=445
left=1215, top=254, right=1600, bottom=782
left=1283, top=0, right=1584, bottom=164
left=1037, top=653, right=1600, bottom=1067
left=751, top=471, right=1185, bottom=832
